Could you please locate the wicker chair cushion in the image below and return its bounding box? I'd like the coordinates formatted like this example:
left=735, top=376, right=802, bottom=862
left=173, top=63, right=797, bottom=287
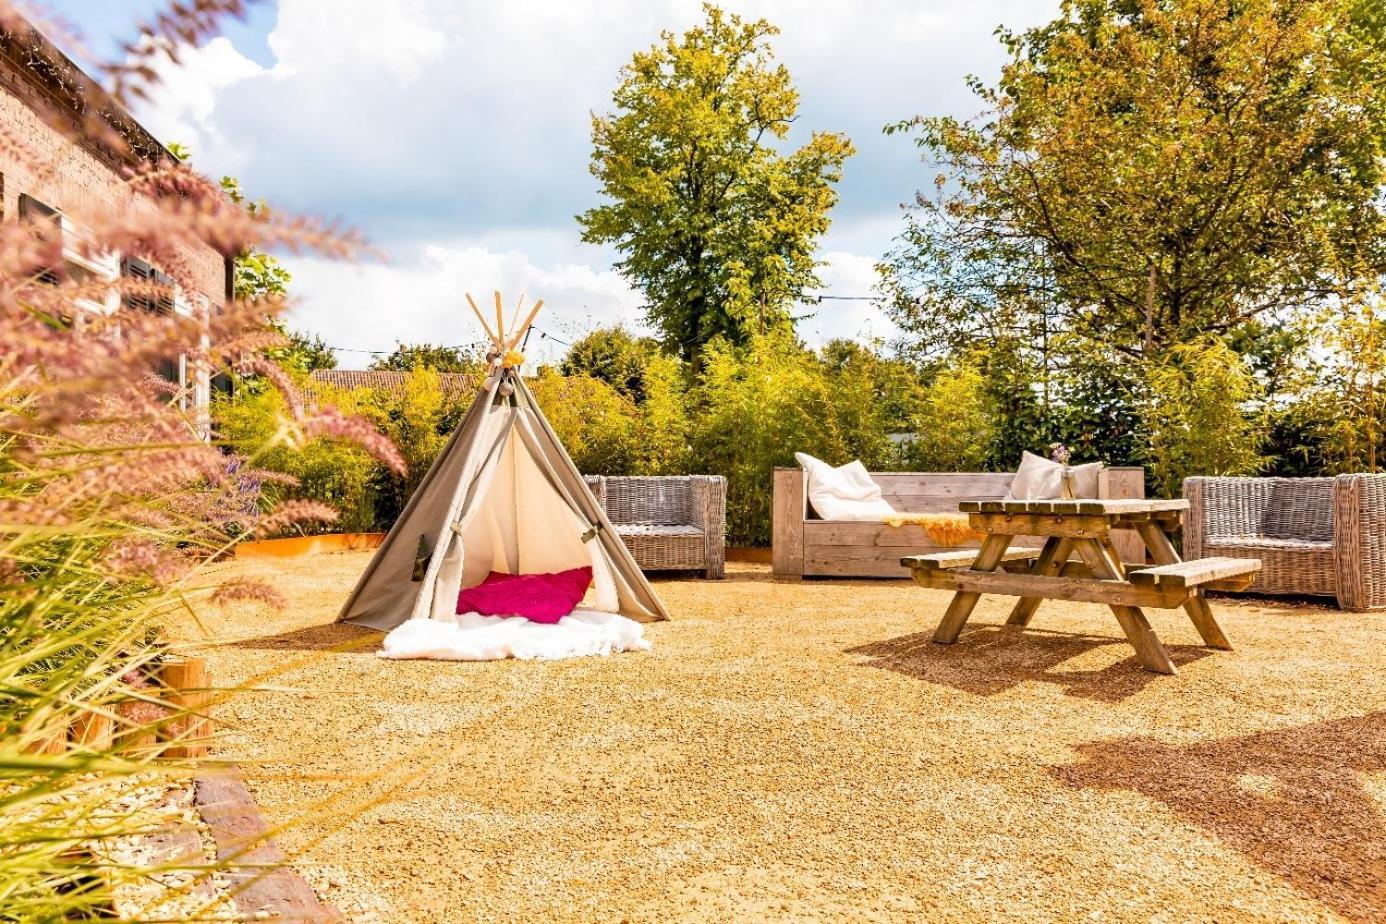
left=613, top=524, right=705, bottom=538
left=1207, top=536, right=1333, bottom=552
left=604, top=479, right=691, bottom=524
left=1261, top=481, right=1335, bottom=541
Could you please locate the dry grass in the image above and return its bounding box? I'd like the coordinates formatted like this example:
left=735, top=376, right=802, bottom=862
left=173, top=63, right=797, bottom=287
left=186, top=552, right=1385, bottom=922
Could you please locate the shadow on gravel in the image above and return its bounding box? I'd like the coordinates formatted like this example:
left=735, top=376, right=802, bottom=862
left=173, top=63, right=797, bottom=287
left=846, top=623, right=1212, bottom=702
left=228, top=622, right=380, bottom=653
left=1055, top=713, right=1386, bottom=923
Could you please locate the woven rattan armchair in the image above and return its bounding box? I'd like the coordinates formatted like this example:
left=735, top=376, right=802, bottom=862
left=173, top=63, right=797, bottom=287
left=1184, top=475, right=1386, bottom=611
left=584, top=475, right=726, bottom=579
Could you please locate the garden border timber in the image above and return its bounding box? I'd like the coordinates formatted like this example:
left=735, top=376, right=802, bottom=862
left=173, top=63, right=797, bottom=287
left=235, top=533, right=385, bottom=560
left=234, top=532, right=776, bottom=566
left=772, top=467, right=1146, bottom=578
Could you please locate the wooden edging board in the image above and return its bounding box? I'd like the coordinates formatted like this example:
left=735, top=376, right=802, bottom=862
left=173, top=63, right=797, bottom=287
left=235, top=533, right=385, bottom=560
left=193, top=769, right=342, bottom=922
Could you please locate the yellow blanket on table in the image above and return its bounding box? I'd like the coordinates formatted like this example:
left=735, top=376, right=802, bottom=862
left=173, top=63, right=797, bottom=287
left=881, top=512, right=985, bottom=546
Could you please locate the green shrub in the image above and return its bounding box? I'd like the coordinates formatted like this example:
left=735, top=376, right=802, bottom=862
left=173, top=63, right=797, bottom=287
left=1139, top=339, right=1268, bottom=497
left=690, top=333, right=856, bottom=544
left=1303, top=287, right=1386, bottom=474
left=632, top=353, right=693, bottom=475
left=215, top=386, right=383, bottom=534
left=528, top=368, right=638, bottom=475
left=906, top=357, right=998, bottom=471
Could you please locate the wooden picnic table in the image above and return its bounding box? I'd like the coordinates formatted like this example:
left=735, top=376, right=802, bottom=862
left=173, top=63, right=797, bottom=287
left=902, top=497, right=1262, bottom=675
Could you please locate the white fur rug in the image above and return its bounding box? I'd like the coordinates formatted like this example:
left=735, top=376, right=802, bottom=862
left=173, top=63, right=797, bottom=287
left=377, top=609, right=652, bottom=662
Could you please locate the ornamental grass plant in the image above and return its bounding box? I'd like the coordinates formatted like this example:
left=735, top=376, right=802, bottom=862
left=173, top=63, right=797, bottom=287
left=0, top=2, right=402, bottom=918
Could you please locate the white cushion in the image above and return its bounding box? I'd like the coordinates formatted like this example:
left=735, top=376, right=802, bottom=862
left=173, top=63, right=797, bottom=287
left=1006, top=451, right=1104, bottom=500
left=795, top=453, right=897, bottom=521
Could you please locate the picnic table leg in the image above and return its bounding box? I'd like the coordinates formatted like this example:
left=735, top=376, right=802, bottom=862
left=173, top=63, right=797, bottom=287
left=1005, top=537, right=1072, bottom=627
left=932, top=533, right=1014, bottom=644
left=1072, top=538, right=1178, bottom=675
left=1134, top=522, right=1233, bottom=651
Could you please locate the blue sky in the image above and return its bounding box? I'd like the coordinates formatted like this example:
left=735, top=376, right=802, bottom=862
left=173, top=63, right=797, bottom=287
left=45, top=0, right=1060, bottom=367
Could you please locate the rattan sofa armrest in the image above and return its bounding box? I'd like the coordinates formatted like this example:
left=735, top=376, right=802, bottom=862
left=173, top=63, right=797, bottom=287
left=689, top=476, right=725, bottom=533
left=689, top=475, right=727, bottom=578
left=583, top=475, right=607, bottom=516
left=1333, top=473, right=1386, bottom=611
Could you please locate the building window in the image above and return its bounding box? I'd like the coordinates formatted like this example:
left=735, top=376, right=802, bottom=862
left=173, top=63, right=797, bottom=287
left=18, top=194, right=121, bottom=312
left=122, top=256, right=190, bottom=402
left=18, top=193, right=61, bottom=285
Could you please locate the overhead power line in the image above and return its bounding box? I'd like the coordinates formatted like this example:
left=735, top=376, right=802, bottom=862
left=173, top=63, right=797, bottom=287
left=323, top=325, right=570, bottom=357
left=316, top=294, right=876, bottom=356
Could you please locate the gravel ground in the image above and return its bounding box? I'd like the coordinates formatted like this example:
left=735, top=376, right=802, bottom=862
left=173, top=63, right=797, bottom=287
left=187, top=552, right=1385, bottom=923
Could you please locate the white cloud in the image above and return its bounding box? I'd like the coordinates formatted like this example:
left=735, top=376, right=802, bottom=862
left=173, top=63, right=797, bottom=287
left=135, top=0, right=1062, bottom=366
left=268, top=0, right=456, bottom=83
left=136, top=37, right=261, bottom=160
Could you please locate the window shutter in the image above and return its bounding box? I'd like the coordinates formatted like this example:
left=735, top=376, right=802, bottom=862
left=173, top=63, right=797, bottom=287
left=121, top=256, right=157, bottom=312
left=154, top=268, right=176, bottom=315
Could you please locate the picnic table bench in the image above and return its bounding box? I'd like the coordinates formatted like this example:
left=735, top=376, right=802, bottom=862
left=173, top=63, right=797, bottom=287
left=903, top=498, right=1261, bottom=675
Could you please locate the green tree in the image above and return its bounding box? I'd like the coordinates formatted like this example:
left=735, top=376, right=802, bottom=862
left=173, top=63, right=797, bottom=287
left=560, top=325, right=661, bottom=401
left=881, top=0, right=1386, bottom=362
left=266, top=317, right=337, bottom=376
left=219, top=175, right=292, bottom=300
left=1298, top=282, right=1386, bottom=473
left=580, top=4, right=854, bottom=365
left=370, top=342, right=482, bottom=373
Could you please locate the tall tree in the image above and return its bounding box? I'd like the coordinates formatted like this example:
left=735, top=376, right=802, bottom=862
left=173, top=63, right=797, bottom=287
left=880, top=0, right=1386, bottom=363
left=560, top=325, right=660, bottom=402
left=370, top=343, right=481, bottom=374
left=579, top=4, right=854, bottom=365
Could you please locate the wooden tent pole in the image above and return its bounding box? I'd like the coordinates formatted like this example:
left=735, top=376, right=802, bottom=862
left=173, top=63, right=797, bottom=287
left=465, top=293, right=498, bottom=347
left=510, top=293, right=526, bottom=342
left=494, top=291, right=506, bottom=347
left=508, top=299, right=544, bottom=351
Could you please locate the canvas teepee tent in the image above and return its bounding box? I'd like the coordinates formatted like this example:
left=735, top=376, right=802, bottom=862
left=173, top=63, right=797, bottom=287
left=337, top=293, right=668, bottom=631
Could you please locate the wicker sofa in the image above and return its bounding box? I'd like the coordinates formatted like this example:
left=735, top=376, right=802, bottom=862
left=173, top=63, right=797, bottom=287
left=584, top=475, right=726, bottom=579
left=1184, top=475, right=1386, bottom=610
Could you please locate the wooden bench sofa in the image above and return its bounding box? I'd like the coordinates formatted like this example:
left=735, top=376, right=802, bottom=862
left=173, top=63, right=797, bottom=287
left=771, top=467, right=1146, bottom=578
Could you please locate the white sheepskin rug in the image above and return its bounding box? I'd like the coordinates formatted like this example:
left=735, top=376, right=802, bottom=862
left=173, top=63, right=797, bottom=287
left=376, top=609, right=652, bottom=662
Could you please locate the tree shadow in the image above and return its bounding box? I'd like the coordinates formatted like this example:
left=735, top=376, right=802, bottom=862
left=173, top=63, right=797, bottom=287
left=1054, top=713, right=1386, bottom=922
left=846, top=624, right=1212, bottom=702
left=226, top=623, right=380, bottom=653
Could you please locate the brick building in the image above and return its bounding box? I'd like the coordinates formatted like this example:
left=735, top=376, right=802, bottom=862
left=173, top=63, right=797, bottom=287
left=0, top=20, right=232, bottom=426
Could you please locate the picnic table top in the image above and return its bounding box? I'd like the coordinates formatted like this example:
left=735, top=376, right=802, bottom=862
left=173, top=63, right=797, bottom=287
left=958, top=497, right=1189, bottom=516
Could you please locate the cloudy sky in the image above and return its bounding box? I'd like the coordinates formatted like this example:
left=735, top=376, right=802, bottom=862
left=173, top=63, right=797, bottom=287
left=52, top=0, right=1059, bottom=367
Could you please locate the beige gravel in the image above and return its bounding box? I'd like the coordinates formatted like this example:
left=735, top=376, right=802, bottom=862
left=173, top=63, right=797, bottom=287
left=187, top=552, right=1385, bottom=923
